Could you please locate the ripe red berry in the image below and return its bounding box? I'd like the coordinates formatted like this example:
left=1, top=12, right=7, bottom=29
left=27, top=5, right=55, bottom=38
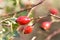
left=41, top=22, right=51, bottom=30
left=49, top=8, right=58, bottom=15
left=16, top=16, right=31, bottom=25
left=24, top=26, right=33, bottom=34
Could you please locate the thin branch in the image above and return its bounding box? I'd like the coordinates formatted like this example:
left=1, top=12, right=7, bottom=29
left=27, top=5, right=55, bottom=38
left=32, top=15, right=48, bottom=26
left=51, top=14, right=60, bottom=19
left=16, top=0, right=45, bottom=13
left=45, top=29, right=60, bottom=40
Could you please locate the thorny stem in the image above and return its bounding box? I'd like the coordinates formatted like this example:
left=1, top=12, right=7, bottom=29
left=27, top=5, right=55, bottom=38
left=45, top=29, right=60, bottom=40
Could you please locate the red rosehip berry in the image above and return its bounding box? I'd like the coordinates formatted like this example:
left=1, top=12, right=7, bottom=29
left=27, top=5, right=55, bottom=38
left=16, top=16, right=31, bottom=25
left=24, top=26, right=33, bottom=34
left=49, top=8, right=58, bottom=15
left=41, top=22, right=51, bottom=30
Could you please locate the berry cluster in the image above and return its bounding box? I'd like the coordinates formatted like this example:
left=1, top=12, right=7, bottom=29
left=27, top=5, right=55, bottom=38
left=16, top=16, right=33, bottom=34
left=16, top=8, right=59, bottom=34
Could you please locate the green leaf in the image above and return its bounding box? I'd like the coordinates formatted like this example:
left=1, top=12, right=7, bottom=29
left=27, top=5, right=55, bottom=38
left=17, top=10, right=28, bottom=17
left=2, top=36, right=8, bottom=40
left=13, top=31, right=19, bottom=37
left=12, top=23, right=18, bottom=31
left=20, top=11, right=28, bottom=16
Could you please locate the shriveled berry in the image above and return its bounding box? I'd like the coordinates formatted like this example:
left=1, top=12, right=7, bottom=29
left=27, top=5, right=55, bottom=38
left=16, top=16, right=31, bottom=25
left=41, top=22, right=51, bottom=30
left=49, top=8, right=58, bottom=15
left=24, top=26, right=33, bottom=34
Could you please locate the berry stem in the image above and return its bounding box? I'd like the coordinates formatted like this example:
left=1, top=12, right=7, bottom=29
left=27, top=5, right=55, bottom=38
left=50, top=14, right=60, bottom=23
left=31, top=15, right=48, bottom=26
left=51, top=14, right=60, bottom=19
left=31, top=15, right=47, bottom=20
left=27, top=7, right=35, bottom=17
